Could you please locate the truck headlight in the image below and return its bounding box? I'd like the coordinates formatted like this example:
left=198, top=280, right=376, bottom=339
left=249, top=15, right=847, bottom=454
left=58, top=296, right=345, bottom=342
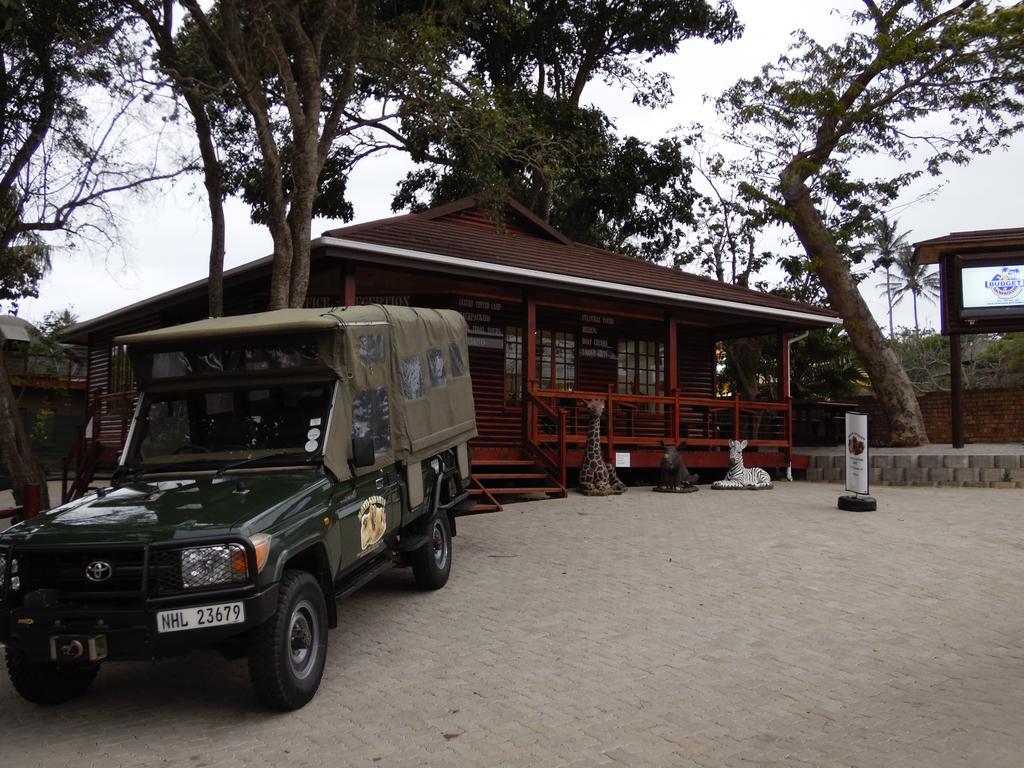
left=180, top=544, right=249, bottom=589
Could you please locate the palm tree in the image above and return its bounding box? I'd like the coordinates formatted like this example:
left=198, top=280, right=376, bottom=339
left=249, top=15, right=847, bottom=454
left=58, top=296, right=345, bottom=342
left=868, top=213, right=911, bottom=336
left=884, top=246, right=941, bottom=330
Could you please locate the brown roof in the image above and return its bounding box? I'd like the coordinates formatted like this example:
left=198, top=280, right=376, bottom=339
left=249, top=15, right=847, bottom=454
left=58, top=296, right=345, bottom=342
left=915, top=227, right=1024, bottom=264
left=64, top=197, right=838, bottom=344
left=323, top=197, right=837, bottom=322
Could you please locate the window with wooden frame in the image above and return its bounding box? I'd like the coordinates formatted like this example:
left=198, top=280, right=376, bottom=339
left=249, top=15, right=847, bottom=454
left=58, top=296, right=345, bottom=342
left=504, top=326, right=522, bottom=403
left=617, top=339, right=664, bottom=402
left=538, top=330, right=576, bottom=390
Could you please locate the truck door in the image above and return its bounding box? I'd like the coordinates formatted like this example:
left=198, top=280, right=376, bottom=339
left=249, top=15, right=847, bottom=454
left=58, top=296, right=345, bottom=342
left=333, top=468, right=401, bottom=575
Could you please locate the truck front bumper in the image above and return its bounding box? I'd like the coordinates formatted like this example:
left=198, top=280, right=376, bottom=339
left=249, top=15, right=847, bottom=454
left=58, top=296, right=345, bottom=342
left=0, top=585, right=279, bottom=663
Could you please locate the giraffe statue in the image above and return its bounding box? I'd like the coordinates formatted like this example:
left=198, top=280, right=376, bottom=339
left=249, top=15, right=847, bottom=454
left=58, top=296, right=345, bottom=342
left=577, top=399, right=625, bottom=495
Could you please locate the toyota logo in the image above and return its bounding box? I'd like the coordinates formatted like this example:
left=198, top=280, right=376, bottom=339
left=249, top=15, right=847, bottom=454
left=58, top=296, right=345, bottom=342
left=85, top=560, right=113, bottom=583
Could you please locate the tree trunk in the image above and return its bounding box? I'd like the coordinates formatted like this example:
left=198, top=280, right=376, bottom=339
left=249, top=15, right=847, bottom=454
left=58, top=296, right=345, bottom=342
left=913, top=293, right=919, bottom=331
left=185, top=94, right=225, bottom=318
left=885, top=267, right=893, bottom=336
left=0, top=350, right=50, bottom=510
left=782, top=173, right=928, bottom=446
left=286, top=151, right=318, bottom=308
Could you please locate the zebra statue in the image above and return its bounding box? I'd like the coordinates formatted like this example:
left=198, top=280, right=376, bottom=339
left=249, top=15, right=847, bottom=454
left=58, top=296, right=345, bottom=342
left=711, top=439, right=773, bottom=490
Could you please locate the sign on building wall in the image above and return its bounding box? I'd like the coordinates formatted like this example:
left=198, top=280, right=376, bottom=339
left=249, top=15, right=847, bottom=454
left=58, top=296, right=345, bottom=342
left=961, top=264, right=1024, bottom=310
left=844, top=412, right=870, bottom=495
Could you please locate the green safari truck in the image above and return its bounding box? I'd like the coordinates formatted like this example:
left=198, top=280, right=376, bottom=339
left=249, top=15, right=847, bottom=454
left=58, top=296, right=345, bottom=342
left=0, top=306, right=476, bottom=710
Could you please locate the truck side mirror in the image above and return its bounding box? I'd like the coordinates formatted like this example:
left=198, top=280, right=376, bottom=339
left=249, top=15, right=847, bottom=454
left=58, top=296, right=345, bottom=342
left=351, top=437, right=376, bottom=468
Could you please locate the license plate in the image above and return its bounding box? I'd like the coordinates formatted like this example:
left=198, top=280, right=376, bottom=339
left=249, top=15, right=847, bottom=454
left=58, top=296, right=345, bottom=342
left=156, top=602, right=245, bottom=634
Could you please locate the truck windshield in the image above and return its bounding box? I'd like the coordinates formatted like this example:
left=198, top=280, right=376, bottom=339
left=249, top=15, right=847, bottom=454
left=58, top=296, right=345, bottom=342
left=125, top=382, right=334, bottom=469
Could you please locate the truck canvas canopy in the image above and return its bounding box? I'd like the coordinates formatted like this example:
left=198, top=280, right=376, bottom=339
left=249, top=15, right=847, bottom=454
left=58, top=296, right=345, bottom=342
left=115, top=306, right=477, bottom=480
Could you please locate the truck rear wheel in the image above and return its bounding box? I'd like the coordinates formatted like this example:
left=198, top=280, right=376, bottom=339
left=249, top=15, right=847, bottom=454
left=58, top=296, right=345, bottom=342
left=248, top=570, right=328, bottom=711
left=5, top=649, right=99, bottom=705
left=411, top=513, right=452, bottom=590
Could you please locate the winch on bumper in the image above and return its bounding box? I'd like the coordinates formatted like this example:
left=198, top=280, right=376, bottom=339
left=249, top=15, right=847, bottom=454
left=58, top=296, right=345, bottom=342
left=0, top=538, right=278, bottom=663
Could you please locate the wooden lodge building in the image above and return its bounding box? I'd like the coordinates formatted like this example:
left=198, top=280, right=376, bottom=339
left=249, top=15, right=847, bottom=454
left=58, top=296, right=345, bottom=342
left=64, top=197, right=839, bottom=509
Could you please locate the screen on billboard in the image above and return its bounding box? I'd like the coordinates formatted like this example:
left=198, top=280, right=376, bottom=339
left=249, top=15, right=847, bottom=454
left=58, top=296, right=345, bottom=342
left=960, top=264, right=1024, bottom=310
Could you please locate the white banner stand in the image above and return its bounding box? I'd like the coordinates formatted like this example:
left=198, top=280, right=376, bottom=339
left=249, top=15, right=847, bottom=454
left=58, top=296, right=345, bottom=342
left=838, top=411, right=876, bottom=512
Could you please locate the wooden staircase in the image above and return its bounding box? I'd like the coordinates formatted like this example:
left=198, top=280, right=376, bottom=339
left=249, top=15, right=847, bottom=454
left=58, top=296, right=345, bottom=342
left=462, top=456, right=568, bottom=515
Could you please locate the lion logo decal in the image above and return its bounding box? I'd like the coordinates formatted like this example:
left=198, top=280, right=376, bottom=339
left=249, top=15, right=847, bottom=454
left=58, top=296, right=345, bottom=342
left=359, top=495, right=387, bottom=551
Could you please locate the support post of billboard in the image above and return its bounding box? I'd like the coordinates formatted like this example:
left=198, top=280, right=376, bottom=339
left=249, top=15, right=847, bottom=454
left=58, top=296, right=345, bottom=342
left=838, top=412, right=876, bottom=512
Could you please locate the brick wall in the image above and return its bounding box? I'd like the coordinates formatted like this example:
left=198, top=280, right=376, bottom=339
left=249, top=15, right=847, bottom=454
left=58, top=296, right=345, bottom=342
left=852, top=387, right=1024, bottom=445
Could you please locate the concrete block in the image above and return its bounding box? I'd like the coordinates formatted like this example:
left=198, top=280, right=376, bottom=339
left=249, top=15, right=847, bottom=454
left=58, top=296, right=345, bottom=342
left=881, top=467, right=906, bottom=483
left=928, top=467, right=955, bottom=483
left=970, top=455, right=995, bottom=469
left=893, top=455, right=915, bottom=469
left=812, top=455, right=831, bottom=469
left=994, top=455, right=1020, bottom=470
left=905, top=467, right=928, bottom=483
left=831, top=455, right=845, bottom=468
left=953, top=467, right=980, bottom=483
left=979, top=468, right=1006, bottom=483
left=917, top=455, right=942, bottom=469
left=872, top=455, right=894, bottom=469
left=990, top=481, right=1015, bottom=489
left=943, top=455, right=970, bottom=469
left=826, top=468, right=844, bottom=483
left=871, top=467, right=883, bottom=483
left=804, top=467, right=824, bottom=482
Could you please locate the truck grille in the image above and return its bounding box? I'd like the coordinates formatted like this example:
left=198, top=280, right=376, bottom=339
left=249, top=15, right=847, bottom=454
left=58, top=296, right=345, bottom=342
left=149, top=549, right=185, bottom=596
left=15, top=547, right=146, bottom=608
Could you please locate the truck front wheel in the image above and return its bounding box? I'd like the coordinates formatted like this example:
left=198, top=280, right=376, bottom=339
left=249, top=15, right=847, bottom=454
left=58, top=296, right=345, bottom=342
left=248, top=570, right=328, bottom=710
left=5, top=649, right=99, bottom=705
left=411, top=513, right=452, bottom=590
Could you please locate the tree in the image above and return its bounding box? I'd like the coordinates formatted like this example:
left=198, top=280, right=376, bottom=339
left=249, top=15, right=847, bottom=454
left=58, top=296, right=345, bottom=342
left=716, top=0, right=1024, bottom=445
left=128, top=0, right=228, bottom=317
left=177, top=0, right=364, bottom=309
left=867, top=213, right=911, bottom=336
left=883, top=246, right=940, bottom=330
left=674, top=139, right=774, bottom=284
left=378, top=0, right=742, bottom=259
left=890, top=329, right=1016, bottom=392
left=790, top=327, right=869, bottom=401
left=0, top=0, right=175, bottom=508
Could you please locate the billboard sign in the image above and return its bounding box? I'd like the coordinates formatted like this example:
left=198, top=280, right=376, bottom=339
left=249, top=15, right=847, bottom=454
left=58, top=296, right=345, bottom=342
left=844, top=412, right=869, bottom=496
left=961, top=264, right=1024, bottom=310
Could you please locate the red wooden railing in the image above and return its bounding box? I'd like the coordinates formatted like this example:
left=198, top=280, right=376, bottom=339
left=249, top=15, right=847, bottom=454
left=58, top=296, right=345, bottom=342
left=524, top=388, right=568, bottom=489
left=527, top=385, right=793, bottom=469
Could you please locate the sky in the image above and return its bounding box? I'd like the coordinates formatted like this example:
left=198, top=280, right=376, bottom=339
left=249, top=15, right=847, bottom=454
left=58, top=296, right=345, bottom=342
left=14, top=0, right=1024, bottom=334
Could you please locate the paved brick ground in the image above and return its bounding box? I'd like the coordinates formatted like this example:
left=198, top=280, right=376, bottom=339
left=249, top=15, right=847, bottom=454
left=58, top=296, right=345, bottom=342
left=2, top=483, right=1024, bottom=767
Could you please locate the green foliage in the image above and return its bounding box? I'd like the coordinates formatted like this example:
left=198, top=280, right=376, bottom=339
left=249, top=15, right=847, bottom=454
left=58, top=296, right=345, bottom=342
left=790, top=327, right=870, bottom=401
left=977, top=333, right=1024, bottom=383
left=0, top=0, right=140, bottom=250
left=384, top=0, right=741, bottom=259
left=0, top=231, right=49, bottom=309
left=866, top=213, right=911, bottom=334
left=673, top=137, right=775, bottom=283
left=880, top=247, right=940, bottom=330
left=717, top=1, right=1024, bottom=250
left=889, top=328, right=1024, bottom=393
left=168, top=2, right=361, bottom=227
left=716, top=337, right=777, bottom=399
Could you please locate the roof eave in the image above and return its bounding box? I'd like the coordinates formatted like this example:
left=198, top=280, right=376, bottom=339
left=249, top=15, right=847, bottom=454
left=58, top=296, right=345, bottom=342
left=314, top=236, right=840, bottom=328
